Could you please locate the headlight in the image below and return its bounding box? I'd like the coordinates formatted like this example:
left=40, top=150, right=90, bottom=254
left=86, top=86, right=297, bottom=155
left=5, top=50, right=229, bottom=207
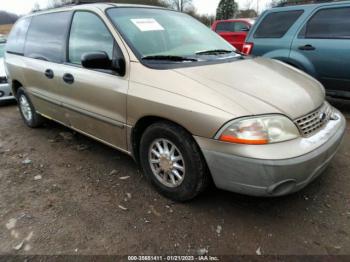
left=216, top=115, right=300, bottom=145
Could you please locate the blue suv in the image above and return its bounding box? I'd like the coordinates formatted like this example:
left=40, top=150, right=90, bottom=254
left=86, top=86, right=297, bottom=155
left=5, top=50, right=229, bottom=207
left=244, top=1, right=350, bottom=99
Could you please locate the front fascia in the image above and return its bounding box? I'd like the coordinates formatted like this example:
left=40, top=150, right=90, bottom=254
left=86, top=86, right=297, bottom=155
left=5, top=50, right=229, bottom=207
left=195, top=109, right=345, bottom=160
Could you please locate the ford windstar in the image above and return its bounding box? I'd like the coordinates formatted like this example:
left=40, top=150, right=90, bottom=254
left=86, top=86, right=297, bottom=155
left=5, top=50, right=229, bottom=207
left=5, top=3, right=345, bottom=201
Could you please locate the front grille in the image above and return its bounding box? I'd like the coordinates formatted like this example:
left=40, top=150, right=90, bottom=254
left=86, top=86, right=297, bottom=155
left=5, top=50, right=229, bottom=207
left=0, top=76, right=7, bottom=84
left=295, top=102, right=333, bottom=137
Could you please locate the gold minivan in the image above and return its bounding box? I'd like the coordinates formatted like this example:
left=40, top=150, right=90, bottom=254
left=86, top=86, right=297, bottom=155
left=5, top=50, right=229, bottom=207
left=5, top=3, right=346, bottom=201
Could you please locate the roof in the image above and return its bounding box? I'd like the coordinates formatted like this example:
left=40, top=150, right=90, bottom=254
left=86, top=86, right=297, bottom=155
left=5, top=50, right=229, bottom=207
left=215, top=18, right=256, bottom=23
left=27, top=2, right=168, bottom=17
left=271, top=0, right=350, bottom=11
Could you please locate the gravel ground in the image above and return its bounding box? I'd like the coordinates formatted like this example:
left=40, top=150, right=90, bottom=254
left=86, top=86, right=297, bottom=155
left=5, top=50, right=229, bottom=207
left=0, top=99, right=349, bottom=256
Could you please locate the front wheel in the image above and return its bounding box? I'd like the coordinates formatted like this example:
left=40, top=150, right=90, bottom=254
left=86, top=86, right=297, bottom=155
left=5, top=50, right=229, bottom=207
left=139, top=122, right=209, bottom=202
left=17, top=87, right=45, bottom=128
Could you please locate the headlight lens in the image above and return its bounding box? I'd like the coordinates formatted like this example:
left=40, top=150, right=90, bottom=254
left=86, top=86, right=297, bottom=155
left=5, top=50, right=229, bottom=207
left=216, top=115, right=300, bottom=145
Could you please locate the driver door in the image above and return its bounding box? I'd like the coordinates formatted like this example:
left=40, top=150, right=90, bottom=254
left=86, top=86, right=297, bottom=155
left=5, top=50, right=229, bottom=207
left=57, top=11, right=129, bottom=150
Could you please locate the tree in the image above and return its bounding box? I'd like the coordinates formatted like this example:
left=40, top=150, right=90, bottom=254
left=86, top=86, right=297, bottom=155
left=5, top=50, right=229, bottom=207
left=216, top=0, right=238, bottom=20
left=236, top=9, right=258, bottom=18
left=185, top=7, right=215, bottom=27
left=167, top=0, right=193, bottom=12
left=32, top=2, right=41, bottom=12
left=48, top=0, right=73, bottom=8
left=0, top=11, right=19, bottom=25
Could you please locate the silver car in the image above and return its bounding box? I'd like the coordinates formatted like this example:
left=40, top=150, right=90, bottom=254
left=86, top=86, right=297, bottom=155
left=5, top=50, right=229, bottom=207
left=0, top=41, right=14, bottom=102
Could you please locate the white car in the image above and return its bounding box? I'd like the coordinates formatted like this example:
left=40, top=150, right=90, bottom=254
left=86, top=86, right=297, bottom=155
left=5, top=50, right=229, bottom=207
left=0, top=42, right=14, bottom=102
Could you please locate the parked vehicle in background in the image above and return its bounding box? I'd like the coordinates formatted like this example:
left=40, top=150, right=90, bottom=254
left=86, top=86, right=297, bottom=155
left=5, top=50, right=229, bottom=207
left=212, top=19, right=255, bottom=52
left=0, top=39, right=14, bottom=103
left=244, top=1, right=350, bottom=99
left=4, top=3, right=345, bottom=201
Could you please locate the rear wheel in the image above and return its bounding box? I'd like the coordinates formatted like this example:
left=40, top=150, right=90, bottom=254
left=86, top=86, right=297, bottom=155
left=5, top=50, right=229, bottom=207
left=17, top=87, right=45, bottom=128
left=139, top=121, right=209, bottom=202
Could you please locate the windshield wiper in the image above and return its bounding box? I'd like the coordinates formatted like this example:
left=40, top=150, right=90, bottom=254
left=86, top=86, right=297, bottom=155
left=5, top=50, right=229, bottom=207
left=142, top=55, right=197, bottom=62
left=196, top=49, right=234, bottom=55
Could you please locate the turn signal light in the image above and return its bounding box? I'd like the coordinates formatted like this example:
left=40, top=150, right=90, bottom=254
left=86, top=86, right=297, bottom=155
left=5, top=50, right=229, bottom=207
left=219, top=135, right=268, bottom=145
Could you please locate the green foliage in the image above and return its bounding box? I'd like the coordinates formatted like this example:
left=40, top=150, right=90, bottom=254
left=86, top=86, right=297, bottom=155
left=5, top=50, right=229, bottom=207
left=216, top=0, right=238, bottom=20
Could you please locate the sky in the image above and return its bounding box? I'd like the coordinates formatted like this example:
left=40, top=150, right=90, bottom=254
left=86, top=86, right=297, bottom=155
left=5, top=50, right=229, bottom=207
left=0, top=0, right=273, bottom=15
left=194, top=0, right=273, bottom=15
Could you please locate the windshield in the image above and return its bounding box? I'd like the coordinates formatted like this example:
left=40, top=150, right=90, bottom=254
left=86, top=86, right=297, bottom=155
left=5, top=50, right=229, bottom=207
left=107, top=8, right=236, bottom=61
left=0, top=44, right=5, bottom=58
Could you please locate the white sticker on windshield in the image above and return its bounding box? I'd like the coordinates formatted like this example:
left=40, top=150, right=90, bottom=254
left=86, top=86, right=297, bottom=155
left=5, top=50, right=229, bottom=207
left=131, top=18, right=165, bottom=32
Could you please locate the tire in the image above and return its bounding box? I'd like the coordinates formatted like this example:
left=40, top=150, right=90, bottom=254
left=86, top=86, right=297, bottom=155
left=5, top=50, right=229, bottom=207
left=17, top=87, right=45, bottom=128
left=139, top=121, right=209, bottom=202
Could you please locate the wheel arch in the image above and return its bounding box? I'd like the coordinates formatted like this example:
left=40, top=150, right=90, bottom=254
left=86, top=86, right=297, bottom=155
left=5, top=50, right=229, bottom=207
left=12, top=80, right=24, bottom=97
left=131, top=116, right=197, bottom=164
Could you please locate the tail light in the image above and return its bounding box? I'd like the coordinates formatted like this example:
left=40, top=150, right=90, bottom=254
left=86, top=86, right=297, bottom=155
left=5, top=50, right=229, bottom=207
left=242, top=42, right=254, bottom=55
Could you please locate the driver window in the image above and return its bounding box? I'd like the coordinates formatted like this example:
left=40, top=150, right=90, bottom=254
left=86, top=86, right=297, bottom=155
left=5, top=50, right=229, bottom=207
left=69, top=12, right=114, bottom=64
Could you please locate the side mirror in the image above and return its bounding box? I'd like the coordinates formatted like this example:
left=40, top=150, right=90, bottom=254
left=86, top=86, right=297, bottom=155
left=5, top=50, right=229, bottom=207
left=81, top=51, right=126, bottom=76
left=112, top=57, right=126, bottom=76
left=81, top=51, right=112, bottom=70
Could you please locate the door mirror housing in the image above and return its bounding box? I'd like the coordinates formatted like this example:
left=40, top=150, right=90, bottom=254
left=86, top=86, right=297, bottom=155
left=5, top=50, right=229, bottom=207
left=112, top=57, right=126, bottom=76
left=81, top=51, right=126, bottom=76
left=81, top=51, right=112, bottom=70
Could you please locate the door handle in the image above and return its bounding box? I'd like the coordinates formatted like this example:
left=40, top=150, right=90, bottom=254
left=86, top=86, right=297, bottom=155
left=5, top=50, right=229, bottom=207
left=298, top=44, right=316, bottom=51
left=44, top=69, right=54, bottom=79
left=63, top=73, right=74, bottom=84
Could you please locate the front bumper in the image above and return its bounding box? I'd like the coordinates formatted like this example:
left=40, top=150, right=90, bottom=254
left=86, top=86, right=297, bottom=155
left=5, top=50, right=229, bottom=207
left=196, top=110, right=346, bottom=197
left=0, top=83, right=15, bottom=101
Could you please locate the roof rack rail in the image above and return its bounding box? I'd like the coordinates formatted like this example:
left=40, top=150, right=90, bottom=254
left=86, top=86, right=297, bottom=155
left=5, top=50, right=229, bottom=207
left=73, top=0, right=112, bottom=5
left=274, top=0, right=337, bottom=7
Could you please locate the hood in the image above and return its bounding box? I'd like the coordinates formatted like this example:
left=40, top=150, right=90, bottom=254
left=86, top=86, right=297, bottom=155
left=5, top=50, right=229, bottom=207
left=174, top=57, right=325, bottom=120
left=0, top=58, right=5, bottom=77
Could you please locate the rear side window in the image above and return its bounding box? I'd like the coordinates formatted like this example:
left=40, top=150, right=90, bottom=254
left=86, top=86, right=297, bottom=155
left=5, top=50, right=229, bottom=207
left=24, top=12, right=72, bottom=63
left=254, top=10, right=304, bottom=38
left=305, top=7, right=350, bottom=39
left=216, top=22, right=249, bottom=32
left=68, top=12, right=114, bottom=64
left=6, top=18, right=31, bottom=55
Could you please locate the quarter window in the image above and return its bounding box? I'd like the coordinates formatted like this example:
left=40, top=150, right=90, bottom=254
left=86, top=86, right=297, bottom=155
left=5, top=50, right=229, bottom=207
left=24, top=12, right=71, bottom=63
left=6, top=18, right=31, bottom=55
left=68, top=12, right=114, bottom=64
left=305, top=7, right=350, bottom=39
left=254, top=10, right=303, bottom=38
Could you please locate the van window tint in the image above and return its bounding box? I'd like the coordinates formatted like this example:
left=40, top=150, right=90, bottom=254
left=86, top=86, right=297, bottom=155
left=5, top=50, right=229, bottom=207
left=305, top=7, right=350, bottom=39
left=216, top=22, right=249, bottom=33
left=69, top=12, right=114, bottom=64
left=6, top=18, right=31, bottom=55
left=254, top=10, right=303, bottom=38
left=25, top=12, right=71, bottom=63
